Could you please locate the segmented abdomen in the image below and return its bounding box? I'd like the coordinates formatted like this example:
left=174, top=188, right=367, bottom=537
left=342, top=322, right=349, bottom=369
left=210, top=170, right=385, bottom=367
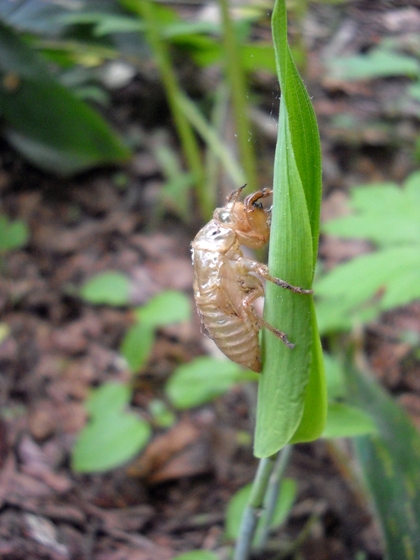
left=197, top=298, right=261, bottom=372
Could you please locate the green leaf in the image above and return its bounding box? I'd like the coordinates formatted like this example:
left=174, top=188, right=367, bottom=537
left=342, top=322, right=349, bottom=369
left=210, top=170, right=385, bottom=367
left=315, top=295, right=380, bottom=335
left=265, top=478, right=297, bottom=529
left=408, top=80, right=420, bottom=102
left=316, top=247, right=420, bottom=318
left=135, top=290, right=191, bottom=328
left=0, top=1, right=67, bottom=34
left=322, top=403, right=377, bottom=439
left=72, top=382, right=151, bottom=472
left=225, top=478, right=297, bottom=541
left=347, top=365, right=420, bottom=560
left=166, top=357, right=256, bottom=410
left=0, top=22, right=130, bottom=176
left=120, top=291, right=191, bottom=374
left=324, top=177, right=420, bottom=246
left=80, top=272, right=130, bottom=306
left=327, top=47, right=420, bottom=81
left=0, top=215, right=29, bottom=252
left=58, top=12, right=145, bottom=36
left=72, top=411, right=150, bottom=472
left=172, top=552, right=219, bottom=560
left=318, top=173, right=420, bottom=332
left=85, top=382, right=130, bottom=417
left=241, top=44, right=276, bottom=74
left=323, top=353, right=346, bottom=401
left=255, top=0, right=326, bottom=457
left=120, top=322, right=155, bottom=373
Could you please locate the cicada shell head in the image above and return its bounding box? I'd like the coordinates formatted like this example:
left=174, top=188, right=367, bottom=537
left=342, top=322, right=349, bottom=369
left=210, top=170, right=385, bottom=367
left=214, top=188, right=272, bottom=249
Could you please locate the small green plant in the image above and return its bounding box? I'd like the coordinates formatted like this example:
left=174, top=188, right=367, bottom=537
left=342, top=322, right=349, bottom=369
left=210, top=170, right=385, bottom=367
left=165, top=357, right=256, bottom=410
left=121, top=289, right=191, bottom=373
left=79, top=271, right=131, bottom=306
left=316, top=172, right=420, bottom=334
left=74, top=273, right=192, bottom=472
left=0, top=214, right=29, bottom=255
left=72, top=382, right=151, bottom=472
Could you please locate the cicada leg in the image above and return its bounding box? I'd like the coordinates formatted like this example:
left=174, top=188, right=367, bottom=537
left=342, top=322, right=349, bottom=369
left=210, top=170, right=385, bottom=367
left=242, top=285, right=295, bottom=349
left=238, top=257, right=313, bottom=295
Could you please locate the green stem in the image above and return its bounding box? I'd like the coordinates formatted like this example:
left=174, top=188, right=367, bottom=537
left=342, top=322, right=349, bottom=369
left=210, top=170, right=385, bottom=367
left=136, top=0, right=209, bottom=217
left=177, top=92, right=245, bottom=188
left=205, top=82, right=230, bottom=206
left=218, top=0, right=258, bottom=192
left=254, top=445, right=292, bottom=550
left=233, top=454, right=277, bottom=560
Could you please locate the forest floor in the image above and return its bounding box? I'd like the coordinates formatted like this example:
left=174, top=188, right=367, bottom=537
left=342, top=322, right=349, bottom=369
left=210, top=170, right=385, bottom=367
left=1, top=1, right=420, bottom=559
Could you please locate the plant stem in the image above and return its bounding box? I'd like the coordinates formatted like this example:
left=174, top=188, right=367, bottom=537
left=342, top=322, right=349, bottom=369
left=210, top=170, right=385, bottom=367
left=254, top=445, right=292, bottom=550
left=218, top=0, right=258, bottom=192
left=177, top=92, right=245, bottom=190
left=233, top=454, right=277, bottom=560
left=136, top=0, right=209, bottom=218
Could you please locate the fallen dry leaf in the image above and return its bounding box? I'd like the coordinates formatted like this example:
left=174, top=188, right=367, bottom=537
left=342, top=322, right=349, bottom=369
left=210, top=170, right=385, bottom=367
left=127, top=416, right=208, bottom=482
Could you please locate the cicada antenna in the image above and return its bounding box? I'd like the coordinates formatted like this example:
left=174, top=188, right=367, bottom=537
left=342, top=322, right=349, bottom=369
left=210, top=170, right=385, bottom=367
left=227, top=184, right=247, bottom=204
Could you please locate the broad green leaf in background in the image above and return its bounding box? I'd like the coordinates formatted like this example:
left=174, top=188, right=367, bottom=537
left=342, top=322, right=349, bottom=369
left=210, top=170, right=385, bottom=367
left=225, top=478, right=297, bottom=542
left=0, top=0, right=68, bottom=34
left=347, top=365, right=420, bottom=560
left=122, top=290, right=191, bottom=373
left=408, top=80, right=420, bottom=102
left=255, top=0, right=326, bottom=457
left=57, top=12, right=145, bottom=35
left=0, top=214, right=29, bottom=253
left=324, top=174, right=420, bottom=246
left=80, top=271, right=130, bottom=306
left=323, top=352, right=346, bottom=401
left=327, top=46, right=420, bottom=81
left=315, top=291, right=380, bottom=335
left=316, top=173, right=420, bottom=334
left=240, top=44, right=276, bottom=75
left=166, top=357, right=256, bottom=410
left=120, top=322, right=155, bottom=373
left=72, top=382, right=151, bottom=472
left=321, top=353, right=377, bottom=439
left=134, top=290, right=191, bottom=328
left=316, top=247, right=420, bottom=333
left=86, top=381, right=131, bottom=416
left=0, top=21, right=130, bottom=175
left=321, top=403, right=377, bottom=439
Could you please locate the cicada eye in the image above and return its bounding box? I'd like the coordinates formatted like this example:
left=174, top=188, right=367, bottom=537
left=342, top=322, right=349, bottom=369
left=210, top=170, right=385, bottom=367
left=252, top=202, right=263, bottom=210
left=217, top=209, right=234, bottom=224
